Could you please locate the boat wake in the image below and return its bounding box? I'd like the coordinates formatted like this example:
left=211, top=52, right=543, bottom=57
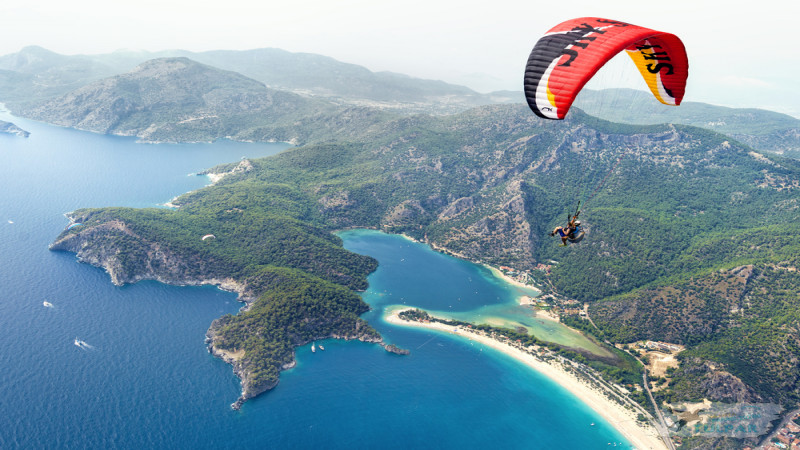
left=74, top=337, right=93, bottom=350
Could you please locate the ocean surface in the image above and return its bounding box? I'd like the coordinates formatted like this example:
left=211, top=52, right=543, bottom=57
left=0, top=111, right=631, bottom=448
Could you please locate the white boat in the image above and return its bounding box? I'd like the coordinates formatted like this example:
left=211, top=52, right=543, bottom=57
left=74, top=337, right=82, bottom=347
left=311, top=342, right=316, bottom=353
left=43, top=301, right=53, bottom=308
left=319, top=344, right=325, bottom=351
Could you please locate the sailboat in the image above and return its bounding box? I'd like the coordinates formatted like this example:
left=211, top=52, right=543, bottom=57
left=311, top=342, right=316, bottom=353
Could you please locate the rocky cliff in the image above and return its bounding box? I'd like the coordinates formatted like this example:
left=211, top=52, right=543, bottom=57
left=49, top=215, right=250, bottom=297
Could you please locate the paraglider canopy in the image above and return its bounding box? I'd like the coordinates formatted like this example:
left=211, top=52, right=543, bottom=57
left=524, top=17, right=688, bottom=119
left=201, top=234, right=215, bottom=241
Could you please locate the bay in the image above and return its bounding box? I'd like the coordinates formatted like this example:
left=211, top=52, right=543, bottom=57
left=339, top=230, right=609, bottom=356
left=0, top=111, right=631, bottom=448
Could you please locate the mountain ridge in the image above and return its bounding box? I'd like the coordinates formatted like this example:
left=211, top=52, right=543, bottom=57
left=13, top=57, right=393, bottom=144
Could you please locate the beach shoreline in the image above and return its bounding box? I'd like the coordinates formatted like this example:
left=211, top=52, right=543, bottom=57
left=385, top=309, right=668, bottom=450
left=486, top=265, right=539, bottom=294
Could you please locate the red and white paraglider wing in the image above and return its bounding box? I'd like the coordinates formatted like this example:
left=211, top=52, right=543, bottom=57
left=524, top=17, right=688, bottom=119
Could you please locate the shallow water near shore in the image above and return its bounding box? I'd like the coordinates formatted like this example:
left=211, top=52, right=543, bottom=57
left=0, top=113, right=631, bottom=448
left=339, top=229, right=609, bottom=355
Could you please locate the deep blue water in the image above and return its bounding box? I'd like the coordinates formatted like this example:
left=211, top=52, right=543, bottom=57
left=0, top=112, right=631, bottom=448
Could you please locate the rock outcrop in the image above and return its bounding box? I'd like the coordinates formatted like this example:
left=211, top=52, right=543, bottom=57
left=0, top=120, right=29, bottom=137
left=381, top=343, right=411, bottom=355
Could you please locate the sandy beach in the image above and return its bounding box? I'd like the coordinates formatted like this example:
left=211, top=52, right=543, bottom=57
left=533, top=308, right=561, bottom=322
left=385, top=309, right=668, bottom=450
left=161, top=173, right=224, bottom=209
left=486, top=265, right=539, bottom=293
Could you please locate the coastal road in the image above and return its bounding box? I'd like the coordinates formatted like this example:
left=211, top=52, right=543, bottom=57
left=618, top=346, right=675, bottom=450
left=583, top=307, right=675, bottom=450
left=641, top=369, right=676, bottom=450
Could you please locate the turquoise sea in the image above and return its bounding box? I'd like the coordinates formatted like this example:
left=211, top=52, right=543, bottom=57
left=0, top=110, right=632, bottom=448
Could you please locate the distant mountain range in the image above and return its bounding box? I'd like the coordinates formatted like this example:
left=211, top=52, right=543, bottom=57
left=1, top=45, right=798, bottom=154
left=573, top=89, right=800, bottom=156
left=0, top=46, right=513, bottom=115
left=13, top=57, right=358, bottom=144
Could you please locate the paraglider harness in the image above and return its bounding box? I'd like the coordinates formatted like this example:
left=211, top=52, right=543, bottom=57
left=550, top=202, right=584, bottom=244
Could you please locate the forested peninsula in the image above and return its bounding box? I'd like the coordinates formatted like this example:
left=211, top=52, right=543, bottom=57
left=49, top=204, right=386, bottom=407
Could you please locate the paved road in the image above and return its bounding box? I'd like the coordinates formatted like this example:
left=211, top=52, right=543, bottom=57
left=640, top=367, right=677, bottom=450
left=584, top=305, right=675, bottom=450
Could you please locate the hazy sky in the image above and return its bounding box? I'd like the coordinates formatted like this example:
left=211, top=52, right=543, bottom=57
left=3, top=0, right=799, bottom=117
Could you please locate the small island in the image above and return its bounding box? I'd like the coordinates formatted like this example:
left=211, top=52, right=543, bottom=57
left=0, top=120, right=30, bottom=137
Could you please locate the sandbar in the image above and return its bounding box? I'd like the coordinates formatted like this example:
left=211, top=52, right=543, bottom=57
left=385, top=309, right=668, bottom=450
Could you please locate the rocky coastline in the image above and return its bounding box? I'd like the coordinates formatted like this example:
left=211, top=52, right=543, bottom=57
left=206, top=314, right=405, bottom=410
left=205, top=321, right=286, bottom=410
left=49, top=214, right=255, bottom=299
